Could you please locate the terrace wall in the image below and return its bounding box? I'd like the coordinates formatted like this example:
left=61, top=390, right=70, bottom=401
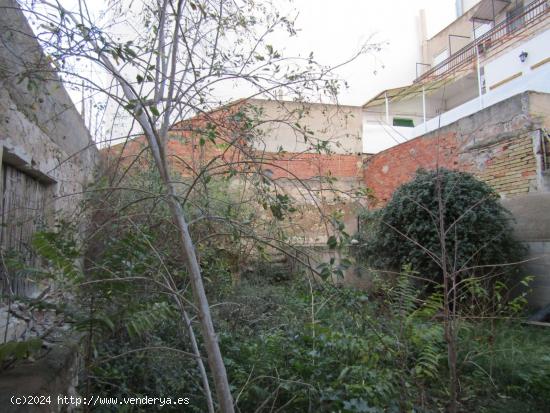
left=363, top=91, right=549, bottom=205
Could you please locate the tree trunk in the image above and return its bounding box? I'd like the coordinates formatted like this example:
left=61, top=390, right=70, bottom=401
left=165, top=184, right=234, bottom=412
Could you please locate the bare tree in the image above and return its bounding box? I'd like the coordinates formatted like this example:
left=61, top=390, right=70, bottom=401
left=12, top=0, right=372, bottom=410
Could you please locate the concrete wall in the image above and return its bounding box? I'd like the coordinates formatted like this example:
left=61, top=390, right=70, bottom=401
left=501, top=193, right=550, bottom=309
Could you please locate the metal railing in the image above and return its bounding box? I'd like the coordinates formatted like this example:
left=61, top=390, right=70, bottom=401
left=415, top=0, right=550, bottom=83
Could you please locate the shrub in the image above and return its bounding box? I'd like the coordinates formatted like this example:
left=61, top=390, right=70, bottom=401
left=356, top=169, right=525, bottom=286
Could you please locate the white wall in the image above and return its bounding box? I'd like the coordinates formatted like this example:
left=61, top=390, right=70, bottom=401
left=364, top=28, right=550, bottom=150
left=361, top=3, right=550, bottom=154
left=363, top=48, right=550, bottom=152
left=410, top=62, right=550, bottom=138
left=484, top=28, right=550, bottom=90
left=363, top=91, right=449, bottom=152
left=363, top=123, right=414, bottom=153
left=462, top=0, right=482, bottom=13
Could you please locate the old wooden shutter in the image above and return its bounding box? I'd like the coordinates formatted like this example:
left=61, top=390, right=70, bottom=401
left=0, top=163, right=48, bottom=298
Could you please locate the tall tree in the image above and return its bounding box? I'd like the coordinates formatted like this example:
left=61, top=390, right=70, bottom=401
left=15, top=0, right=370, bottom=410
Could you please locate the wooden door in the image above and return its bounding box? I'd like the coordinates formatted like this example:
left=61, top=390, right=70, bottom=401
left=0, top=163, right=48, bottom=298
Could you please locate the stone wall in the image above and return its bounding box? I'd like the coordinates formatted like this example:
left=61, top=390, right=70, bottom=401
left=0, top=1, right=97, bottom=408
left=0, top=337, right=81, bottom=413
left=0, top=0, right=98, bottom=303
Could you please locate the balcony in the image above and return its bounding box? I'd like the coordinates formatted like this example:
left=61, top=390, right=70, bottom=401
left=415, top=0, right=550, bottom=83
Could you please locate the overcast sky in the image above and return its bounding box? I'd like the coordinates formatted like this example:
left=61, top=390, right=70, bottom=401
left=274, top=0, right=457, bottom=106
left=54, top=0, right=460, bottom=143
left=66, top=0, right=458, bottom=107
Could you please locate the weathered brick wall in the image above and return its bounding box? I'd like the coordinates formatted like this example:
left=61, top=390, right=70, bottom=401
left=363, top=132, right=459, bottom=204
left=468, top=133, right=538, bottom=196
left=263, top=153, right=361, bottom=180
left=363, top=131, right=539, bottom=205
left=363, top=92, right=547, bottom=205
left=102, top=109, right=364, bottom=246
left=105, top=110, right=362, bottom=181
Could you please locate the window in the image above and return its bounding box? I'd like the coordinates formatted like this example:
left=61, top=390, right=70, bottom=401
left=393, top=118, right=415, bottom=128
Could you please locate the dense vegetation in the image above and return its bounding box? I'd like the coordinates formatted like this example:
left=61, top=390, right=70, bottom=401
left=25, top=167, right=549, bottom=412
left=355, top=168, right=525, bottom=285
left=33, top=229, right=550, bottom=412
left=3, top=1, right=546, bottom=411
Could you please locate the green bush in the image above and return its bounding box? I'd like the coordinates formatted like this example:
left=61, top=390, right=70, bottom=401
left=356, top=169, right=525, bottom=286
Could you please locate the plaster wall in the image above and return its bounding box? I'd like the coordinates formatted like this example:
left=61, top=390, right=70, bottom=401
left=247, top=99, right=363, bottom=155
left=484, top=28, right=550, bottom=90
left=462, top=0, right=483, bottom=14
left=424, top=5, right=478, bottom=65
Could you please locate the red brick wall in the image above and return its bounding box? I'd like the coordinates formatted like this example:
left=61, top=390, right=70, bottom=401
left=103, top=104, right=362, bottom=181
left=363, top=130, right=538, bottom=205
left=363, top=132, right=459, bottom=204
left=262, top=153, right=361, bottom=179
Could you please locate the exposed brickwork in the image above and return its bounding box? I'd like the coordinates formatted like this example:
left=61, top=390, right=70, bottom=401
left=101, top=105, right=364, bottom=248
left=363, top=132, right=459, bottom=204
left=104, top=103, right=362, bottom=181
left=363, top=130, right=539, bottom=205
left=263, top=153, right=361, bottom=180
left=468, top=134, right=537, bottom=196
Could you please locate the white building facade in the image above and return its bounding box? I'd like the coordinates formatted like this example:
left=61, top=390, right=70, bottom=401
left=363, top=0, right=550, bottom=153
